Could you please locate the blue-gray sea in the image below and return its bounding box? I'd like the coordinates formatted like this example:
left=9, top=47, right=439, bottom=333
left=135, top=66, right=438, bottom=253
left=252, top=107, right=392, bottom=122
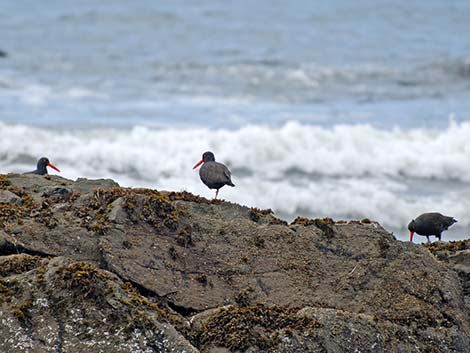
left=1, top=0, right=469, bottom=241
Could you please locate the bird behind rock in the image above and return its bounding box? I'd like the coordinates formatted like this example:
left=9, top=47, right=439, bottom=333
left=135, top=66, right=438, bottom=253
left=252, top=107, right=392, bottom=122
left=24, top=157, right=61, bottom=175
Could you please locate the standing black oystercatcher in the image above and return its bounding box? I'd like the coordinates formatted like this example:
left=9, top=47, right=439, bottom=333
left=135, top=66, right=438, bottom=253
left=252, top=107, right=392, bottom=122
left=408, top=212, right=457, bottom=243
left=193, top=151, right=234, bottom=199
left=25, top=157, right=61, bottom=175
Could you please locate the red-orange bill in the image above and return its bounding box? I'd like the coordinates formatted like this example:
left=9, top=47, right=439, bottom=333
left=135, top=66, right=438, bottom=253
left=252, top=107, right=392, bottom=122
left=409, top=231, right=414, bottom=242
left=47, top=162, right=61, bottom=173
left=192, top=159, right=203, bottom=169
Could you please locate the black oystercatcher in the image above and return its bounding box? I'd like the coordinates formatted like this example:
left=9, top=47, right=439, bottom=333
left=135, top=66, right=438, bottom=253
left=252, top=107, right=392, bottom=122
left=25, top=157, right=61, bottom=175
left=193, top=151, right=234, bottom=199
left=408, top=212, right=457, bottom=243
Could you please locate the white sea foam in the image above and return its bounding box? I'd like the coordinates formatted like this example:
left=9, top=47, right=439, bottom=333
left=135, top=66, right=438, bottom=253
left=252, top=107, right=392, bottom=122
left=0, top=74, right=107, bottom=106
left=0, top=121, right=469, bottom=234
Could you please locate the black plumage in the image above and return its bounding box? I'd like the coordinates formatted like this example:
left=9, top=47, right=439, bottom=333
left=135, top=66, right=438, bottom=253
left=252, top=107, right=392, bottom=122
left=24, top=157, right=60, bottom=175
left=408, top=212, right=457, bottom=242
left=193, top=151, right=234, bottom=199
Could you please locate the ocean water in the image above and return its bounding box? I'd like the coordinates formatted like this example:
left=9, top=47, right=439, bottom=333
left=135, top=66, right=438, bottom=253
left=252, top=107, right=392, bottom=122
left=1, top=0, right=469, bottom=241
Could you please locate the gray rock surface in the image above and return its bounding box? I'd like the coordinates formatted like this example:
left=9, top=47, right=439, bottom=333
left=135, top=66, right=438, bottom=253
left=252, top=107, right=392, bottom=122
left=0, top=189, right=22, bottom=206
left=0, top=173, right=469, bottom=352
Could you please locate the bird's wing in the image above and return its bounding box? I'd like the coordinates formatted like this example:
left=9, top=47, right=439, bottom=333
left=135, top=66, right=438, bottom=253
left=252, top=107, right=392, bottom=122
left=222, top=165, right=232, bottom=180
left=199, top=163, right=226, bottom=184
left=429, top=214, right=456, bottom=232
left=443, top=216, right=457, bottom=228
left=212, top=163, right=232, bottom=183
left=428, top=215, right=444, bottom=229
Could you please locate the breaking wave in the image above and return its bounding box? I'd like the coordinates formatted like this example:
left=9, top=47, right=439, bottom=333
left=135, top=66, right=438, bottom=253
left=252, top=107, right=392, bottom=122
left=0, top=121, right=469, bottom=232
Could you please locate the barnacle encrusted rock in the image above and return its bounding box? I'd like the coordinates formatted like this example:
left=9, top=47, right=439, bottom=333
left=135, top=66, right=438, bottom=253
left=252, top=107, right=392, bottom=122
left=0, top=173, right=469, bottom=352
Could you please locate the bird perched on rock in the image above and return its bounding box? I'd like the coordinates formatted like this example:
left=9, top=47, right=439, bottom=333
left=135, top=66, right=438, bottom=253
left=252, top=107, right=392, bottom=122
left=25, top=157, right=61, bottom=175
left=408, top=212, right=457, bottom=243
left=193, top=151, right=234, bottom=199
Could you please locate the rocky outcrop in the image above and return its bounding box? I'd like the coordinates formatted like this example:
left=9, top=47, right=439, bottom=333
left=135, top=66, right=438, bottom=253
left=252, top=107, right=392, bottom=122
left=426, top=240, right=470, bottom=315
left=0, top=173, right=469, bottom=352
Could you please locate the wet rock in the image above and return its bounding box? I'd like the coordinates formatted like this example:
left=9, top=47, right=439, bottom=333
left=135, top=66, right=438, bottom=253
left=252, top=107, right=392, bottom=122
left=75, top=177, right=120, bottom=191
left=0, top=256, right=197, bottom=352
left=0, top=173, right=469, bottom=352
left=42, top=186, right=73, bottom=203
left=426, top=240, right=470, bottom=315
left=0, top=189, right=22, bottom=205
left=107, top=197, right=128, bottom=224
left=0, top=254, right=44, bottom=277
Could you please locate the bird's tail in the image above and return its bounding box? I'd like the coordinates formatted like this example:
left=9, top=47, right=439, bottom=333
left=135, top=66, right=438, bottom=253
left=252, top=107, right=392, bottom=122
left=228, top=181, right=235, bottom=187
